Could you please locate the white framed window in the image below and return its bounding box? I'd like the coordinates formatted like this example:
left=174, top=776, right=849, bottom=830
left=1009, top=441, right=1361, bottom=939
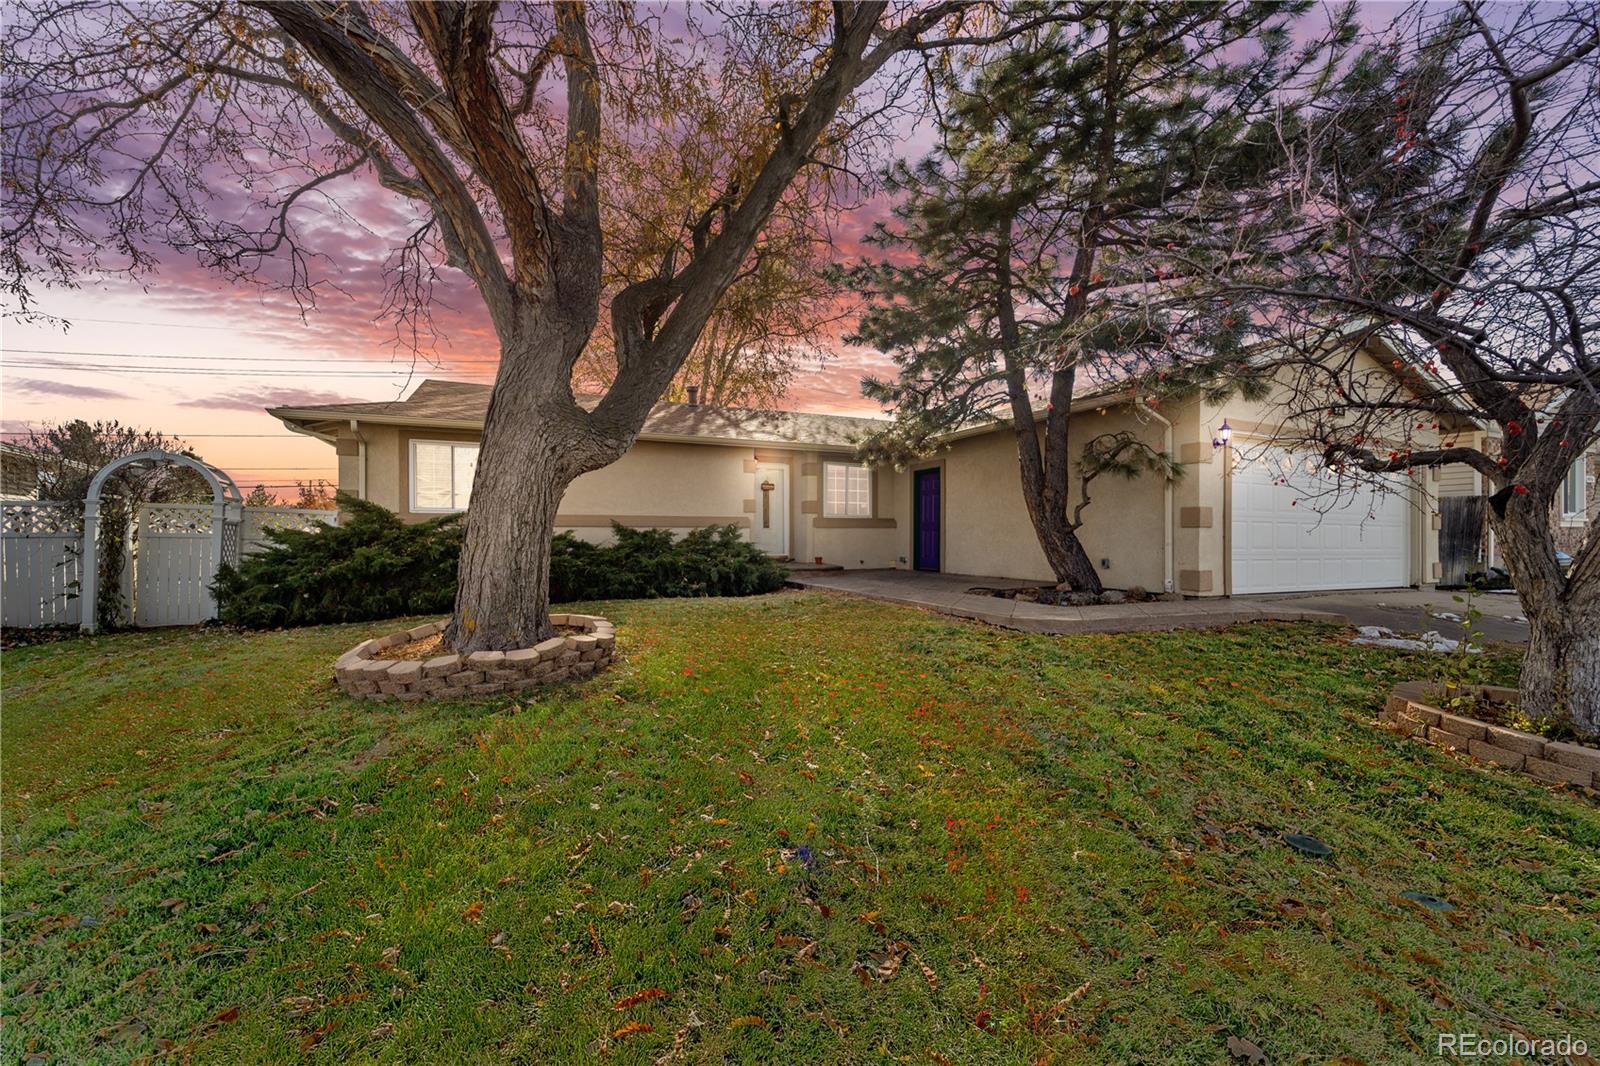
left=822, top=461, right=872, bottom=518
left=410, top=439, right=479, bottom=512
left=1560, top=456, right=1586, bottom=518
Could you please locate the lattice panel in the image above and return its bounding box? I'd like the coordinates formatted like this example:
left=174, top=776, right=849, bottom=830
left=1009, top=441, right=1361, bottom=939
left=246, top=508, right=337, bottom=535
left=141, top=504, right=214, bottom=535
left=2, top=501, right=82, bottom=536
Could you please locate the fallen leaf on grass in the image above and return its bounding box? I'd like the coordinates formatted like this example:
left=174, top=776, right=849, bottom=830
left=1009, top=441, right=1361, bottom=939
left=727, top=1015, right=767, bottom=1030
left=613, top=988, right=667, bottom=1011
left=461, top=901, right=484, bottom=924
left=283, top=995, right=321, bottom=1016
left=912, top=951, right=938, bottom=992
left=974, top=1009, right=994, bottom=1032
left=212, top=1006, right=240, bottom=1024
left=299, top=1021, right=335, bottom=1052
left=1227, top=1035, right=1269, bottom=1064
left=613, top=1020, right=653, bottom=1039
left=96, top=1017, right=147, bottom=1043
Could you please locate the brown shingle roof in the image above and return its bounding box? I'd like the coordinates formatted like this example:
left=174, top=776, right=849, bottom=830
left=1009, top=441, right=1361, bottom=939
left=269, top=379, right=889, bottom=449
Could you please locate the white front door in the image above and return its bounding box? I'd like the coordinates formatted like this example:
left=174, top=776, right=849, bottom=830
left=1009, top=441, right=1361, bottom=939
left=1231, top=447, right=1411, bottom=594
left=752, top=463, right=788, bottom=557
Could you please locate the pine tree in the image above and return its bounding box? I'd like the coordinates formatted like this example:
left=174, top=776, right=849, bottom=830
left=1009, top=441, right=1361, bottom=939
left=846, top=2, right=1316, bottom=591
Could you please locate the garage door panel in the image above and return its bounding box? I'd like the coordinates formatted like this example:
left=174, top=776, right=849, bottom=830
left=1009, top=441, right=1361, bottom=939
left=1231, top=448, right=1410, bottom=594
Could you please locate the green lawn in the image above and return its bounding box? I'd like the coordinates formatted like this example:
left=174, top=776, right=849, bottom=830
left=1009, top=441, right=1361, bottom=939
left=3, top=592, right=1596, bottom=1064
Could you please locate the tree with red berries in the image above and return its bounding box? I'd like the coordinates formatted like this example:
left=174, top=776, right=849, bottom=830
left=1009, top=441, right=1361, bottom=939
left=1173, top=3, right=1600, bottom=734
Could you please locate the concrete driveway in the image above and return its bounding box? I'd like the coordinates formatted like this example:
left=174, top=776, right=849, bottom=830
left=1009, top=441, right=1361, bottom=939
left=787, top=569, right=1531, bottom=644
left=1243, top=587, right=1530, bottom=644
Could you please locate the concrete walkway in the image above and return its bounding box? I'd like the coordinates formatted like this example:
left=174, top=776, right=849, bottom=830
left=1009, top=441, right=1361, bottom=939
left=785, top=569, right=1344, bottom=636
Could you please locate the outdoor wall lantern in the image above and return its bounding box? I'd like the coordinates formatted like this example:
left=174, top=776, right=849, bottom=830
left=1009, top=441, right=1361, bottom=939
left=1212, top=419, right=1233, bottom=449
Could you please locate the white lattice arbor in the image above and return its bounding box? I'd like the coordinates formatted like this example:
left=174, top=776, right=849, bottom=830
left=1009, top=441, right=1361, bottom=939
left=80, top=449, right=242, bottom=633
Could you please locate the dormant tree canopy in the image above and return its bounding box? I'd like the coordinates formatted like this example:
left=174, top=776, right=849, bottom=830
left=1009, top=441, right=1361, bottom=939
left=3, top=1, right=1025, bottom=650
left=1154, top=2, right=1600, bottom=732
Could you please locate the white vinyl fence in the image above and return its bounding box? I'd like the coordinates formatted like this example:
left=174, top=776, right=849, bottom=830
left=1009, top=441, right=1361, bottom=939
left=1, top=500, right=337, bottom=629
left=133, top=503, right=222, bottom=627
left=241, top=506, right=340, bottom=557
left=1, top=501, right=84, bottom=627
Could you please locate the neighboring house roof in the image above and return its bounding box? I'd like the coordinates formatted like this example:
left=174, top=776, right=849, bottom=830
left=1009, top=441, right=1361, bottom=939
left=1, top=441, right=47, bottom=461
left=269, top=379, right=893, bottom=450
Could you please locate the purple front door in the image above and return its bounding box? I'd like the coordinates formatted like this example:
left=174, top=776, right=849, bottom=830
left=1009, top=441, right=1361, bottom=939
left=914, top=468, right=941, bottom=572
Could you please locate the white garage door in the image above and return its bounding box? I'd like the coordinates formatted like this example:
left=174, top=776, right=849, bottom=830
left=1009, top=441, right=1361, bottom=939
left=1231, top=448, right=1411, bottom=594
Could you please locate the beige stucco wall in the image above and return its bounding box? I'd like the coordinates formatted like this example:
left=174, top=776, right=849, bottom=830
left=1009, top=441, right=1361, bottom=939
left=788, top=451, right=905, bottom=569
left=338, top=427, right=915, bottom=567
left=912, top=406, right=1171, bottom=590
left=559, top=440, right=752, bottom=528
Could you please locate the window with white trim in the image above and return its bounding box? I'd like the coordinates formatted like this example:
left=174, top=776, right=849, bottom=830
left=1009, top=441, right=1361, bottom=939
left=822, top=462, right=872, bottom=518
left=410, top=440, right=479, bottom=512
left=1561, top=457, right=1586, bottom=518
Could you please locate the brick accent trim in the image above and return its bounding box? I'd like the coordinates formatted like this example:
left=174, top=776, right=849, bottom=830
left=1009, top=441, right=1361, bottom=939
left=813, top=517, right=896, bottom=529
left=1179, top=568, right=1214, bottom=593
left=1179, top=506, right=1213, bottom=529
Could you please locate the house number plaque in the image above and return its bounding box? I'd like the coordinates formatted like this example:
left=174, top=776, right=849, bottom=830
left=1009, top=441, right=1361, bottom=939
left=760, top=480, right=775, bottom=528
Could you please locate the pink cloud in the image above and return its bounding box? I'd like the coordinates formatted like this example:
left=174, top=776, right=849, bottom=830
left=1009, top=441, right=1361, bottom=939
left=176, top=386, right=366, bottom=412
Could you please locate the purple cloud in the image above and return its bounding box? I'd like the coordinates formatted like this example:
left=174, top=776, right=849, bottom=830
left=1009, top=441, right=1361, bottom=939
left=176, top=386, right=365, bottom=412
left=6, top=377, right=131, bottom=401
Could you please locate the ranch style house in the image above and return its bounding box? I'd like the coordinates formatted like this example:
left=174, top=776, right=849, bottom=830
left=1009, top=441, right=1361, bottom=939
left=269, top=338, right=1595, bottom=598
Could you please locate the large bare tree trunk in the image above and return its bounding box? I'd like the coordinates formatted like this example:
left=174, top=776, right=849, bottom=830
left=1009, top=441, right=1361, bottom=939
left=448, top=440, right=569, bottom=652
left=1492, top=502, right=1600, bottom=739
left=1522, top=606, right=1600, bottom=737
left=446, top=324, right=620, bottom=653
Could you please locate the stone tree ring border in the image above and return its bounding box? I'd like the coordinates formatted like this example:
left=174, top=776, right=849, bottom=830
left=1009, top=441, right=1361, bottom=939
left=334, top=614, right=617, bottom=701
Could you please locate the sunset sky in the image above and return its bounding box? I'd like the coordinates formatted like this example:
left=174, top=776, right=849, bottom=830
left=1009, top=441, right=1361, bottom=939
left=0, top=1, right=1387, bottom=496
left=0, top=179, right=905, bottom=497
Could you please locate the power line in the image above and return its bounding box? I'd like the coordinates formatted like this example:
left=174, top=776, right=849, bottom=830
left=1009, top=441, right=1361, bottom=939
left=4, top=361, right=419, bottom=377
left=3, top=346, right=499, bottom=365
left=0, top=432, right=317, bottom=437
left=20, top=315, right=298, bottom=333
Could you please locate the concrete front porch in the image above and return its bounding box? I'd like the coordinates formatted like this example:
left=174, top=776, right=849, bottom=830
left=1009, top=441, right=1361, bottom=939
left=784, top=568, right=1344, bottom=636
